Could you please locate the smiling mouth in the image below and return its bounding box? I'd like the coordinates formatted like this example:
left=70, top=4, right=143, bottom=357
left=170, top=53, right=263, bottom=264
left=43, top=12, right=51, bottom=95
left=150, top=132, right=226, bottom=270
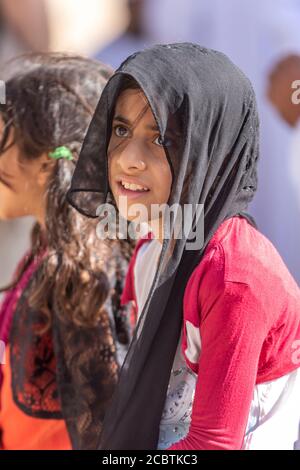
left=117, top=180, right=150, bottom=193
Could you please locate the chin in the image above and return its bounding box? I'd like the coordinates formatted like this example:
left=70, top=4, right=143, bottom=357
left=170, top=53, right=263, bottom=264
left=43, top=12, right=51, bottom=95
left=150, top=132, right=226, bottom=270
left=0, top=212, right=11, bottom=221
left=0, top=209, right=22, bottom=221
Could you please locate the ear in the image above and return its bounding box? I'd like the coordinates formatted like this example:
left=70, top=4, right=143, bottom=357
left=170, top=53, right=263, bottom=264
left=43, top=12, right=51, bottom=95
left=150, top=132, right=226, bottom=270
left=36, top=152, right=56, bottom=188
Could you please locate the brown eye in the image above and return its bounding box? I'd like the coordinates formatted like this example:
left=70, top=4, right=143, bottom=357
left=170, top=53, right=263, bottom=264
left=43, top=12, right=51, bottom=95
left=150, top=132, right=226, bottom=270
left=114, top=125, right=129, bottom=138
left=153, top=135, right=173, bottom=147
left=154, top=135, right=164, bottom=146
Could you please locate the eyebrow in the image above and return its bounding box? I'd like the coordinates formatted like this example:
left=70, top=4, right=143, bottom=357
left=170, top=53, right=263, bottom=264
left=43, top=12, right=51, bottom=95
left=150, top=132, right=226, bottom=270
left=113, top=115, right=132, bottom=126
left=113, top=114, right=160, bottom=132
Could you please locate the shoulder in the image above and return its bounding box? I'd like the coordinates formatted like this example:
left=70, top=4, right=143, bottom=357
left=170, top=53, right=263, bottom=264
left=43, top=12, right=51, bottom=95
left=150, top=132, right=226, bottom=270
left=187, top=215, right=296, bottom=290
left=215, top=216, right=290, bottom=285
left=183, top=216, right=298, bottom=326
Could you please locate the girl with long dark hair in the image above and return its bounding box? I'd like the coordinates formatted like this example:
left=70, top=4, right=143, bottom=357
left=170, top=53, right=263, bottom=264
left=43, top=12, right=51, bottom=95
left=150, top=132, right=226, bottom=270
left=0, top=53, right=131, bottom=450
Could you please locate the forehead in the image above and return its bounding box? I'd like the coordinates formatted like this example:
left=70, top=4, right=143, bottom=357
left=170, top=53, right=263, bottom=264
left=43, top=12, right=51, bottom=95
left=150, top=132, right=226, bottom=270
left=113, top=88, right=155, bottom=124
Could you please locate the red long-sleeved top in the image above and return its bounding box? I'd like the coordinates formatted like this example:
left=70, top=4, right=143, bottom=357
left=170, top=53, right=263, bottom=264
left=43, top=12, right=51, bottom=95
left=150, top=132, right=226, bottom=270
left=121, top=216, right=300, bottom=450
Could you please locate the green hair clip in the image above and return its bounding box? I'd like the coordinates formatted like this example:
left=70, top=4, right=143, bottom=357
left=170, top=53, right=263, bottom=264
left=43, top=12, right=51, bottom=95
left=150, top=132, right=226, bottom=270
left=48, top=146, right=74, bottom=161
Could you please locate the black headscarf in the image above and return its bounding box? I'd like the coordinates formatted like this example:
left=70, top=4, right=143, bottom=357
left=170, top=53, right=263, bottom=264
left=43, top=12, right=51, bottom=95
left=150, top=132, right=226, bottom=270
left=67, top=43, right=259, bottom=449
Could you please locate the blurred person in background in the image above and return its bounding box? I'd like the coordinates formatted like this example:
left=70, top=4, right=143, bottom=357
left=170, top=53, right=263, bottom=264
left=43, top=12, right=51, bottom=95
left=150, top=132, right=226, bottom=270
left=142, top=0, right=300, bottom=284
left=0, top=0, right=49, bottom=72
left=0, top=0, right=49, bottom=292
left=268, top=54, right=300, bottom=128
left=96, top=0, right=154, bottom=68
left=0, top=54, right=131, bottom=450
left=268, top=54, right=300, bottom=209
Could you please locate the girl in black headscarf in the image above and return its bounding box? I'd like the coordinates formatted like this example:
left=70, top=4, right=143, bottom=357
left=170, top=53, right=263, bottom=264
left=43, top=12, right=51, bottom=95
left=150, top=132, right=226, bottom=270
left=68, top=43, right=300, bottom=450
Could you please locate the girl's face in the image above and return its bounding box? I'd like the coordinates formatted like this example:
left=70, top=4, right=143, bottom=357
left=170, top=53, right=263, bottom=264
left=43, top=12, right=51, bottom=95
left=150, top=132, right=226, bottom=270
left=108, top=88, right=173, bottom=227
left=0, top=117, right=53, bottom=224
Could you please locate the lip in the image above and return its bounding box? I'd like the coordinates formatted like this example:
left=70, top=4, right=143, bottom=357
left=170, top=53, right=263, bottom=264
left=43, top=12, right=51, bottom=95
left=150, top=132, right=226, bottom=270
left=115, top=176, right=151, bottom=200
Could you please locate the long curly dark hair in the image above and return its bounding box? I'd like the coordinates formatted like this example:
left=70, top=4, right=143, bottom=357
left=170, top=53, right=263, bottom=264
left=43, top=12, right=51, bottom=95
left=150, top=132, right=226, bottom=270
left=0, top=53, right=132, bottom=330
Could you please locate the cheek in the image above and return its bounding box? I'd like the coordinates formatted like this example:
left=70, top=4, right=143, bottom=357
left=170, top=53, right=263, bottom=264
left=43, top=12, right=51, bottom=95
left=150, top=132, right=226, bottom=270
left=108, top=153, right=117, bottom=189
left=0, top=185, right=23, bottom=219
left=107, top=135, right=119, bottom=167
left=154, top=159, right=172, bottom=202
left=0, top=174, right=39, bottom=220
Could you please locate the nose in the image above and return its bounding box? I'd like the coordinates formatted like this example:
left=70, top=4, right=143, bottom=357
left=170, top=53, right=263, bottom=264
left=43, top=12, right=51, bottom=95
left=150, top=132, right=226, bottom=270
left=116, top=140, right=147, bottom=173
